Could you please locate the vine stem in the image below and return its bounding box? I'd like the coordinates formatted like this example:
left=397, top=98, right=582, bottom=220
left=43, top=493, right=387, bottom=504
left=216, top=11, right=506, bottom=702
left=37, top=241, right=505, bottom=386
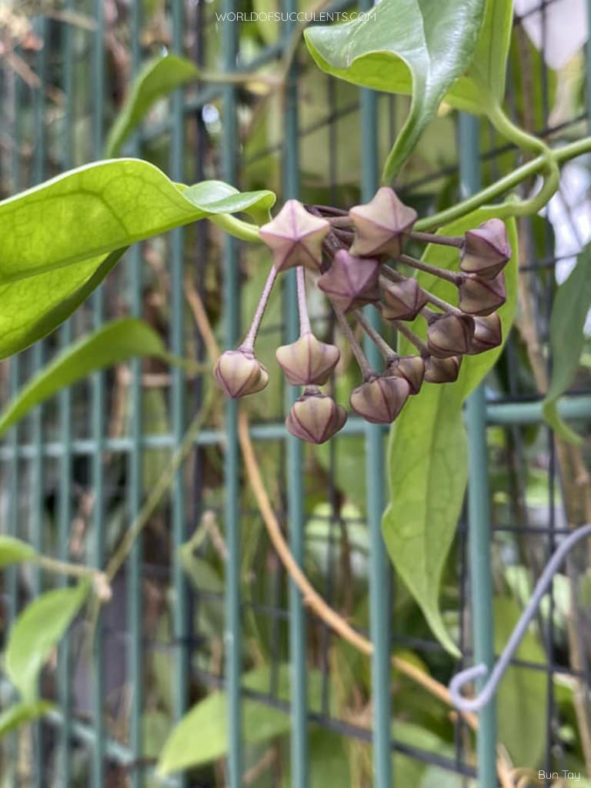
left=209, top=213, right=261, bottom=243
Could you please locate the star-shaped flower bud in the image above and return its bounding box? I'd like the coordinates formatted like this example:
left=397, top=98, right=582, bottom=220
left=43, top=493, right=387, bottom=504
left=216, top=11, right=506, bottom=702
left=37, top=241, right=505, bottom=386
left=467, top=313, right=502, bottom=355
left=349, top=187, right=418, bottom=259
left=458, top=271, right=506, bottom=316
left=286, top=388, right=347, bottom=444
left=317, top=250, right=381, bottom=313
left=381, top=277, right=428, bottom=321
left=350, top=375, right=410, bottom=424
left=259, top=200, right=330, bottom=272
left=427, top=313, right=474, bottom=358
left=276, top=333, right=340, bottom=386
left=423, top=354, right=462, bottom=383
left=386, top=355, right=425, bottom=395
left=214, top=349, right=268, bottom=398
left=461, top=219, right=511, bottom=279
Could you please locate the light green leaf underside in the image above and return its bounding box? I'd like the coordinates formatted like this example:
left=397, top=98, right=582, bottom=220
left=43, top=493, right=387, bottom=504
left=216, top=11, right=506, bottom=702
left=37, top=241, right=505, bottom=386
left=0, top=701, right=54, bottom=739
left=304, top=0, right=485, bottom=179
left=0, top=536, right=38, bottom=568
left=0, top=318, right=183, bottom=436
left=382, top=208, right=518, bottom=654
left=5, top=581, right=90, bottom=702
left=542, top=245, right=591, bottom=444
left=105, top=54, right=199, bottom=157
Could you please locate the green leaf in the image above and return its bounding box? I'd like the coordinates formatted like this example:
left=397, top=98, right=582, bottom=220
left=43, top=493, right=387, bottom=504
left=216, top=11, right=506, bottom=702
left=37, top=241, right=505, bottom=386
left=382, top=209, right=518, bottom=654
left=157, top=664, right=323, bottom=776
left=5, top=581, right=90, bottom=702
left=542, top=246, right=591, bottom=444
left=105, top=55, right=199, bottom=157
left=0, top=318, right=187, bottom=436
left=0, top=700, right=54, bottom=738
left=0, top=536, right=37, bottom=568
left=446, top=0, right=514, bottom=113
left=304, top=0, right=485, bottom=179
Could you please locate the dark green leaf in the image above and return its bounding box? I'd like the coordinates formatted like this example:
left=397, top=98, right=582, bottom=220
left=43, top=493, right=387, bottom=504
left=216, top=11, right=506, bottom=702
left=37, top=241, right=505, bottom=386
left=542, top=246, right=591, bottom=444
left=382, top=209, right=518, bottom=654
left=5, top=581, right=90, bottom=702
left=105, top=55, right=199, bottom=157
left=0, top=700, right=54, bottom=738
left=304, top=0, right=485, bottom=179
left=0, top=318, right=189, bottom=436
left=0, top=536, right=37, bottom=568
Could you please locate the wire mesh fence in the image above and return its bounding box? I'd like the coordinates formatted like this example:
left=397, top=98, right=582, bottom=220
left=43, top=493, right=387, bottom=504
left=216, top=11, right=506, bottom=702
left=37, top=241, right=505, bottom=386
left=0, top=0, right=590, bottom=786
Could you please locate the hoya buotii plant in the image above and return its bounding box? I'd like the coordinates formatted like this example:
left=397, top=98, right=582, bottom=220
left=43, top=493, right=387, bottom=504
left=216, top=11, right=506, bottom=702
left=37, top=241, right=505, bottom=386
left=214, top=189, right=511, bottom=444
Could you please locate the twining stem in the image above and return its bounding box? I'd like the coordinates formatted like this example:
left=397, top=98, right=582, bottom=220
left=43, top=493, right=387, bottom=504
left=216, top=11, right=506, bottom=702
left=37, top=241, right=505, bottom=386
left=296, top=267, right=311, bottom=336
left=399, top=254, right=462, bottom=285
left=334, top=309, right=373, bottom=379
left=37, top=555, right=106, bottom=584
left=392, top=319, right=429, bottom=356
left=410, top=231, right=463, bottom=248
left=355, top=310, right=397, bottom=363
left=240, top=265, right=278, bottom=352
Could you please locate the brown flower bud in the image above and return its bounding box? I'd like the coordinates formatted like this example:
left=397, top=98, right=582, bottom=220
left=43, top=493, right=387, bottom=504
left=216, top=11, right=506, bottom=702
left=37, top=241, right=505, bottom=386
left=213, top=349, right=269, bottom=398
left=286, top=389, right=347, bottom=444
left=349, top=187, right=417, bottom=259
left=350, top=375, right=410, bottom=424
left=423, top=354, right=462, bottom=383
left=260, top=200, right=330, bottom=272
left=276, top=333, right=340, bottom=386
left=427, top=313, right=474, bottom=358
left=467, top=313, right=502, bottom=355
left=381, top=277, right=428, bottom=321
left=386, top=355, right=425, bottom=395
left=458, top=272, right=506, bottom=316
left=461, top=219, right=511, bottom=279
left=317, top=250, right=381, bottom=313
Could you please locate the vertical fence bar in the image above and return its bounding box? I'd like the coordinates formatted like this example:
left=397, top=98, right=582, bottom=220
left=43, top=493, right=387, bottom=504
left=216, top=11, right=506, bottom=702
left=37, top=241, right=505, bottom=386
left=459, top=112, right=497, bottom=788
left=360, top=90, right=393, bottom=787
left=221, top=0, right=243, bottom=782
left=281, top=2, right=308, bottom=786
left=128, top=2, right=143, bottom=784
left=170, top=6, right=190, bottom=787
left=91, top=1, right=106, bottom=783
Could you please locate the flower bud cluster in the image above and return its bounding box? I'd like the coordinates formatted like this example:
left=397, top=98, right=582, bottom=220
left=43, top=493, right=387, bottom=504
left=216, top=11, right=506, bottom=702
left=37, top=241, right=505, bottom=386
left=213, top=189, right=511, bottom=443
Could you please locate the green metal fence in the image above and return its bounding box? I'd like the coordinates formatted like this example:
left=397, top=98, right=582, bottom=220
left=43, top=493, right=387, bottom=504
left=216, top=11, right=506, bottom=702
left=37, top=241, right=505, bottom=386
left=1, top=0, right=591, bottom=786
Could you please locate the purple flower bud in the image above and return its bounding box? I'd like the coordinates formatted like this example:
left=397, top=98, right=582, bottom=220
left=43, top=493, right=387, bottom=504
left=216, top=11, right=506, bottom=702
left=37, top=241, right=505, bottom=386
left=317, top=250, right=381, bottom=313
left=350, top=375, right=410, bottom=424
left=286, top=389, right=347, bottom=444
left=349, top=187, right=417, bottom=259
left=458, top=271, right=506, bottom=316
left=386, top=355, right=425, bottom=395
left=276, top=333, right=340, bottom=386
left=461, top=219, right=511, bottom=279
left=467, top=313, right=502, bottom=355
left=427, top=313, right=474, bottom=358
left=213, top=349, right=269, bottom=398
left=381, top=277, right=428, bottom=321
left=423, top=354, right=462, bottom=383
left=260, top=200, right=330, bottom=272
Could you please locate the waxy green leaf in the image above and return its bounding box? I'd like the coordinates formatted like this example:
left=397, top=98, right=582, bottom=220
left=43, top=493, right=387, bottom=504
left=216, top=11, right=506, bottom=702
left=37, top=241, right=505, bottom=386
left=382, top=209, right=518, bottom=654
left=0, top=318, right=192, bottom=436
left=0, top=536, right=37, bottom=568
left=542, top=246, right=591, bottom=444
left=5, top=581, right=90, bottom=702
left=105, top=54, right=199, bottom=157
left=304, top=0, right=485, bottom=179
left=0, top=700, right=54, bottom=739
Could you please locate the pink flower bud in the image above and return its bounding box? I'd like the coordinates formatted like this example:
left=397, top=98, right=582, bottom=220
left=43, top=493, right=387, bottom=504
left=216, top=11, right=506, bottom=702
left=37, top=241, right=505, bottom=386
left=458, top=271, right=506, bottom=316
left=427, top=313, right=474, bottom=358
left=276, top=333, right=340, bottom=386
left=386, top=355, right=425, bottom=395
left=286, top=389, right=347, bottom=444
left=213, top=349, right=269, bottom=398
left=349, top=187, right=417, bottom=259
left=461, top=219, right=511, bottom=279
left=260, top=200, right=330, bottom=272
left=467, top=313, right=502, bottom=355
left=423, top=354, right=462, bottom=383
left=317, top=250, right=381, bottom=313
left=381, top=277, right=428, bottom=321
left=350, top=375, right=410, bottom=424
